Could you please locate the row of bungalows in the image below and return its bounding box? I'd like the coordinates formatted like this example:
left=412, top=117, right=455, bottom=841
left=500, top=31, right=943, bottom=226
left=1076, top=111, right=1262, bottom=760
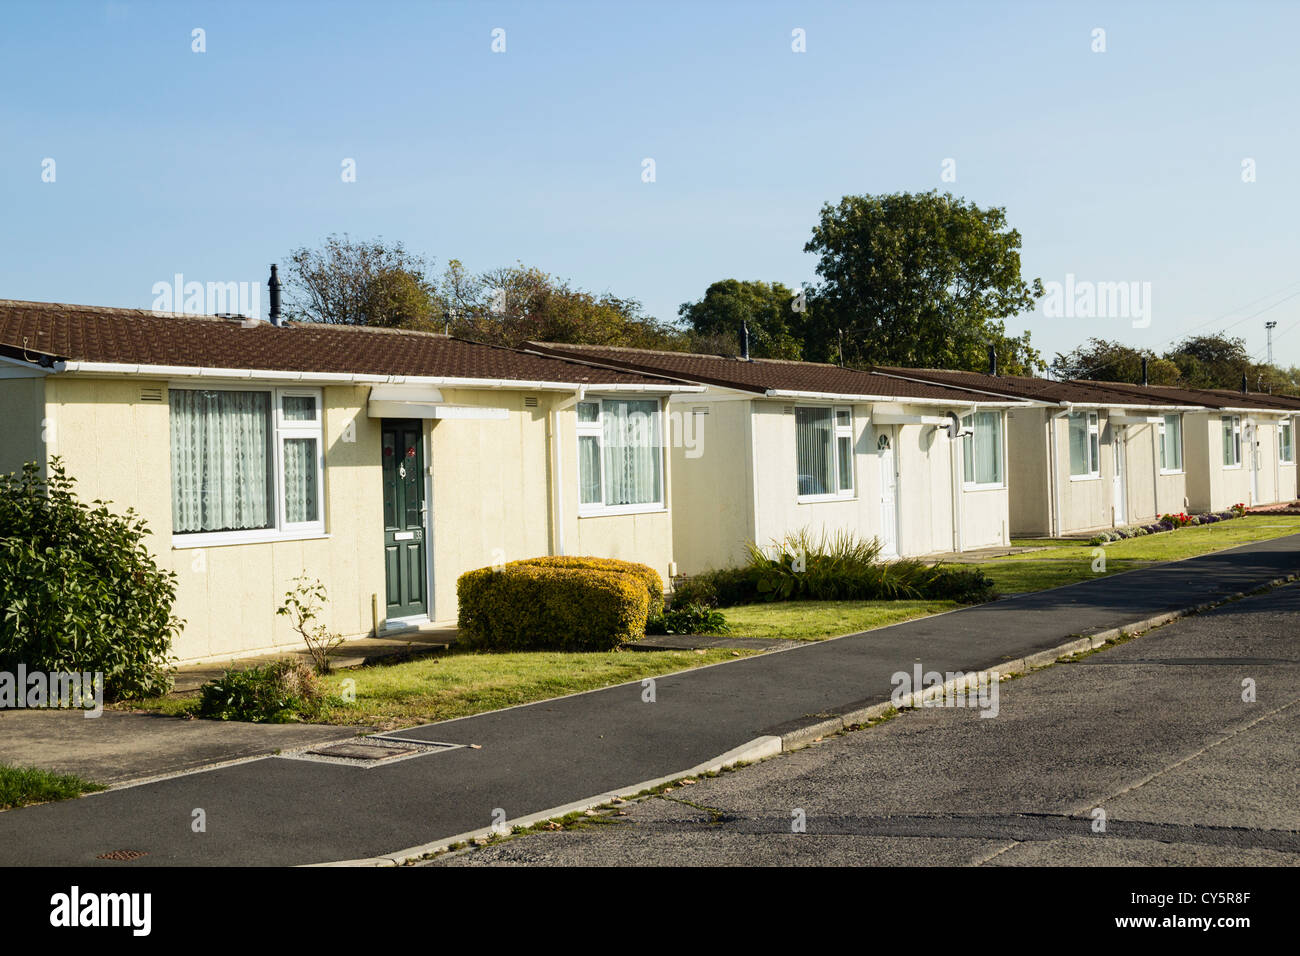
left=871, top=368, right=1300, bottom=536
left=1, top=298, right=1296, bottom=662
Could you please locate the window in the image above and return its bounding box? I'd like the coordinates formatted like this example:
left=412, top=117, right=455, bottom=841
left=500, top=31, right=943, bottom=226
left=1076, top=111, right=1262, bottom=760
left=1068, top=411, right=1100, bottom=478
left=796, top=406, right=854, bottom=498
left=170, top=387, right=324, bottom=543
left=1159, top=413, right=1183, bottom=472
left=961, top=411, right=1005, bottom=487
left=1281, top=420, right=1294, bottom=465
left=577, top=398, right=664, bottom=514
left=1222, top=415, right=1242, bottom=467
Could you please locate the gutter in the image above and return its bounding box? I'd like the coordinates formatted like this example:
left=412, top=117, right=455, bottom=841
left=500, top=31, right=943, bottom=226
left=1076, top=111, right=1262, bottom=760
left=761, top=388, right=1020, bottom=408
left=51, top=361, right=702, bottom=394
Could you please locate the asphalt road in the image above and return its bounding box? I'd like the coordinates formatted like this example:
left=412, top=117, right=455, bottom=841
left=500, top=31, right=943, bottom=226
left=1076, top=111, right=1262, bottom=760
left=434, top=581, right=1300, bottom=866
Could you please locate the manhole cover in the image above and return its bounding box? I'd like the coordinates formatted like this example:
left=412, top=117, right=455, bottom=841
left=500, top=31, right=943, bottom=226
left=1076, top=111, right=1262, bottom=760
left=306, top=742, right=419, bottom=761
left=97, top=849, right=148, bottom=861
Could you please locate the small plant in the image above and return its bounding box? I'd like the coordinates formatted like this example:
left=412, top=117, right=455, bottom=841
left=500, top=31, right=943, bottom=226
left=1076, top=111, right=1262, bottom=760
left=647, top=603, right=730, bottom=635
left=197, top=659, right=321, bottom=723
left=1231, top=502, right=1247, bottom=516
left=277, top=575, right=344, bottom=673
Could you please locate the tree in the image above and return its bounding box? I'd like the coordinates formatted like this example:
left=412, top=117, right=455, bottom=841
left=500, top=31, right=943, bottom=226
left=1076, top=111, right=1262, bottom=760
left=802, top=191, right=1044, bottom=373
left=447, top=262, right=678, bottom=349
left=1050, top=338, right=1181, bottom=385
left=284, top=234, right=441, bottom=329
left=677, top=279, right=807, bottom=359
left=1163, top=334, right=1253, bottom=390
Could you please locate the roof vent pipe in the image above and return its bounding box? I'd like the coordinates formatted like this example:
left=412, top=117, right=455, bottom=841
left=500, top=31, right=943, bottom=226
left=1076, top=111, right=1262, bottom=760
left=1141, top=356, right=1149, bottom=386
left=740, top=321, right=750, bottom=361
left=988, top=345, right=997, bottom=377
left=1241, top=373, right=1248, bottom=395
left=269, top=264, right=283, bottom=326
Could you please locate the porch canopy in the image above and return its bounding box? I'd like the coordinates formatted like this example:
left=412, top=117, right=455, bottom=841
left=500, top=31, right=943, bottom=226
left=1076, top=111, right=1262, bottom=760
left=366, top=384, right=509, bottom=420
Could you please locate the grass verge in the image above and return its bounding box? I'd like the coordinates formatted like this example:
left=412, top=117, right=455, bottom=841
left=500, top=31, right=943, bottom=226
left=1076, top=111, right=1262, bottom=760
left=0, top=763, right=104, bottom=811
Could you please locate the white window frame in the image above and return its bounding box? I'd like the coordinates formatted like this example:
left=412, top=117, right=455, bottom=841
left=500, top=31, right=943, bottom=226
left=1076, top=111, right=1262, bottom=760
left=1281, top=419, right=1295, bottom=466
left=1158, top=413, right=1184, bottom=475
left=1068, top=410, right=1102, bottom=481
left=171, top=384, right=327, bottom=548
left=961, top=410, right=1007, bottom=490
left=576, top=396, right=666, bottom=518
left=795, top=404, right=856, bottom=502
left=1222, top=415, right=1242, bottom=469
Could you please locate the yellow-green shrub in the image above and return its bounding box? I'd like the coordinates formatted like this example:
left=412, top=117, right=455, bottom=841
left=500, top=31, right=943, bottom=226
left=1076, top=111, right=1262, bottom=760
left=457, top=563, right=651, bottom=650
left=509, top=556, right=664, bottom=617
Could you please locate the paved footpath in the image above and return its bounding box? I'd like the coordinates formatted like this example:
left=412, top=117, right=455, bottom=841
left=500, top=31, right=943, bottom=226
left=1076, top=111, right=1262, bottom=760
left=1, top=535, right=1298, bottom=866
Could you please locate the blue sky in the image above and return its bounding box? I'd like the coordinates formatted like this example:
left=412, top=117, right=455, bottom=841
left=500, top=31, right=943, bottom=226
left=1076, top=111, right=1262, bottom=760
left=3, top=0, right=1299, bottom=368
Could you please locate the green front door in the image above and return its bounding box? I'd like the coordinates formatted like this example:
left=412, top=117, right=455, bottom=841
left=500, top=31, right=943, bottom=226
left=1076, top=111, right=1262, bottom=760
left=382, top=419, right=428, bottom=620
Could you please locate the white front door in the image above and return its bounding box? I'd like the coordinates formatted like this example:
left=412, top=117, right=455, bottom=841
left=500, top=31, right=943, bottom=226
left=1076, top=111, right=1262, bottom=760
left=878, top=431, right=899, bottom=557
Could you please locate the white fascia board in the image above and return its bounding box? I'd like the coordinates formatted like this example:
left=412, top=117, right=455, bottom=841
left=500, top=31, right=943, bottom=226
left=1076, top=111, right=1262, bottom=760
left=368, top=401, right=509, bottom=420
left=1063, top=401, right=1207, bottom=411
left=1108, top=413, right=1166, bottom=425
left=870, top=411, right=951, bottom=426
left=52, top=360, right=700, bottom=393
left=762, top=388, right=1021, bottom=408
left=0, top=355, right=51, bottom=378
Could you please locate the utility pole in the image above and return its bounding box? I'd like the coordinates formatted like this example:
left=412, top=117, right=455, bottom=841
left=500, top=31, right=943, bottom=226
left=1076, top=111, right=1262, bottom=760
left=1266, top=320, right=1277, bottom=365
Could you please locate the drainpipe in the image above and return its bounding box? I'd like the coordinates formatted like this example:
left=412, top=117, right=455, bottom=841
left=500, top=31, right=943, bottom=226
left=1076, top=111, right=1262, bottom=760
left=549, top=387, right=585, bottom=556
left=950, top=427, right=963, bottom=553
left=1048, top=409, right=1069, bottom=537
left=1150, top=421, right=1161, bottom=520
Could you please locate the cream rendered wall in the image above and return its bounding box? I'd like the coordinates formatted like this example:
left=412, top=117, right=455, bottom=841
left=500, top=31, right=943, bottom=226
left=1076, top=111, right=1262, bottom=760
left=1187, top=412, right=1257, bottom=512
left=747, top=399, right=999, bottom=558
left=1005, top=407, right=1050, bottom=536
left=424, top=387, right=678, bottom=619
left=666, top=395, right=754, bottom=573
left=0, top=375, right=47, bottom=475
left=1049, top=410, right=1116, bottom=534
left=42, top=376, right=386, bottom=664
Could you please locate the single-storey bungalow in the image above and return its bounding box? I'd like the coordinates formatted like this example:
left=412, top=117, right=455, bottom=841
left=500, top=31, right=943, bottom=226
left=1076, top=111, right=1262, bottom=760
left=0, top=299, right=702, bottom=663
left=873, top=367, right=1299, bottom=535
left=525, top=343, right=1030, bottom=573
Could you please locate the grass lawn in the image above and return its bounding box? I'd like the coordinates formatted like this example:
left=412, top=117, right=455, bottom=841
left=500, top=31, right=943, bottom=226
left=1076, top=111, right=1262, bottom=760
left=981, top=515, right=1300, bottom=594
left=143, top=647, right=756, bottom=731
left=724, top=599, right=959, bottom=642
left=0, top=763, right=104, bottom=811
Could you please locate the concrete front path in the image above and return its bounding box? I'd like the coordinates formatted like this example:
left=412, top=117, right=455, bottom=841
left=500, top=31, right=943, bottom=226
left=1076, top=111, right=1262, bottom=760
left=0, top=534, right=1297, bottom=866
left=0, top=710, right=367, bottom=786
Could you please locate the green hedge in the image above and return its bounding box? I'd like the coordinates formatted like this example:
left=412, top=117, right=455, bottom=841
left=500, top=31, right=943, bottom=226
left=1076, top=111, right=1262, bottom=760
left=457, top=561, right=652, bottom=650
left=509, top=556, right=664, bottom=617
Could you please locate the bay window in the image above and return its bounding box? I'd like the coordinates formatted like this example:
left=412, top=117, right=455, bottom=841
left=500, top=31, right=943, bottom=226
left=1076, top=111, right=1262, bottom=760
left=1068, top=411, right=1100, bottom=478
left=961, top=411, right=1005, bottom=487
left=796, top=405, right=854, bottom=498
left=1159, top=413, right=1183, bottom=473
left=577, top=398, right=664, bottom=514
left=170, top=387, right=325, bottom=543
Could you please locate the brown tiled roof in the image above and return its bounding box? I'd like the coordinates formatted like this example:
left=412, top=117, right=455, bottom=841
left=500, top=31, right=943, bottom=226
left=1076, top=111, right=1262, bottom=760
left=0, top=300, right=679, bottom=387
left=526, top=343, right=1022, bottom=404
left=874, top=367, right=1300, bottom=413
left=1072, top=380, right=1300, bottom=412
left=871, top=366, right=1195, bottom=407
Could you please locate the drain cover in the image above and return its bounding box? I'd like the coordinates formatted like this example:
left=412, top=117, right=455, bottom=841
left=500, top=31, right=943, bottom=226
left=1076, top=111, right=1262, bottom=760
left=306, top=742, right=419, bottom=761
left=97, top=849, right=148, bottom=861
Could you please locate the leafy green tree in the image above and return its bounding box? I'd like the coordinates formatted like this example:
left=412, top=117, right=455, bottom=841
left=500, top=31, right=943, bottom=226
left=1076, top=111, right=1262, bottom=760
left=284, top=234, right=441, bottom=329
left=677, top=279, right=807, bottom=359
left=447, top=262, right=678, bottom=349
left=802, top=191, right=1044, bottom=373
left=1050, top=338, right=1181, bottom=385
left=1163, top=334, right=1255, bottom=390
